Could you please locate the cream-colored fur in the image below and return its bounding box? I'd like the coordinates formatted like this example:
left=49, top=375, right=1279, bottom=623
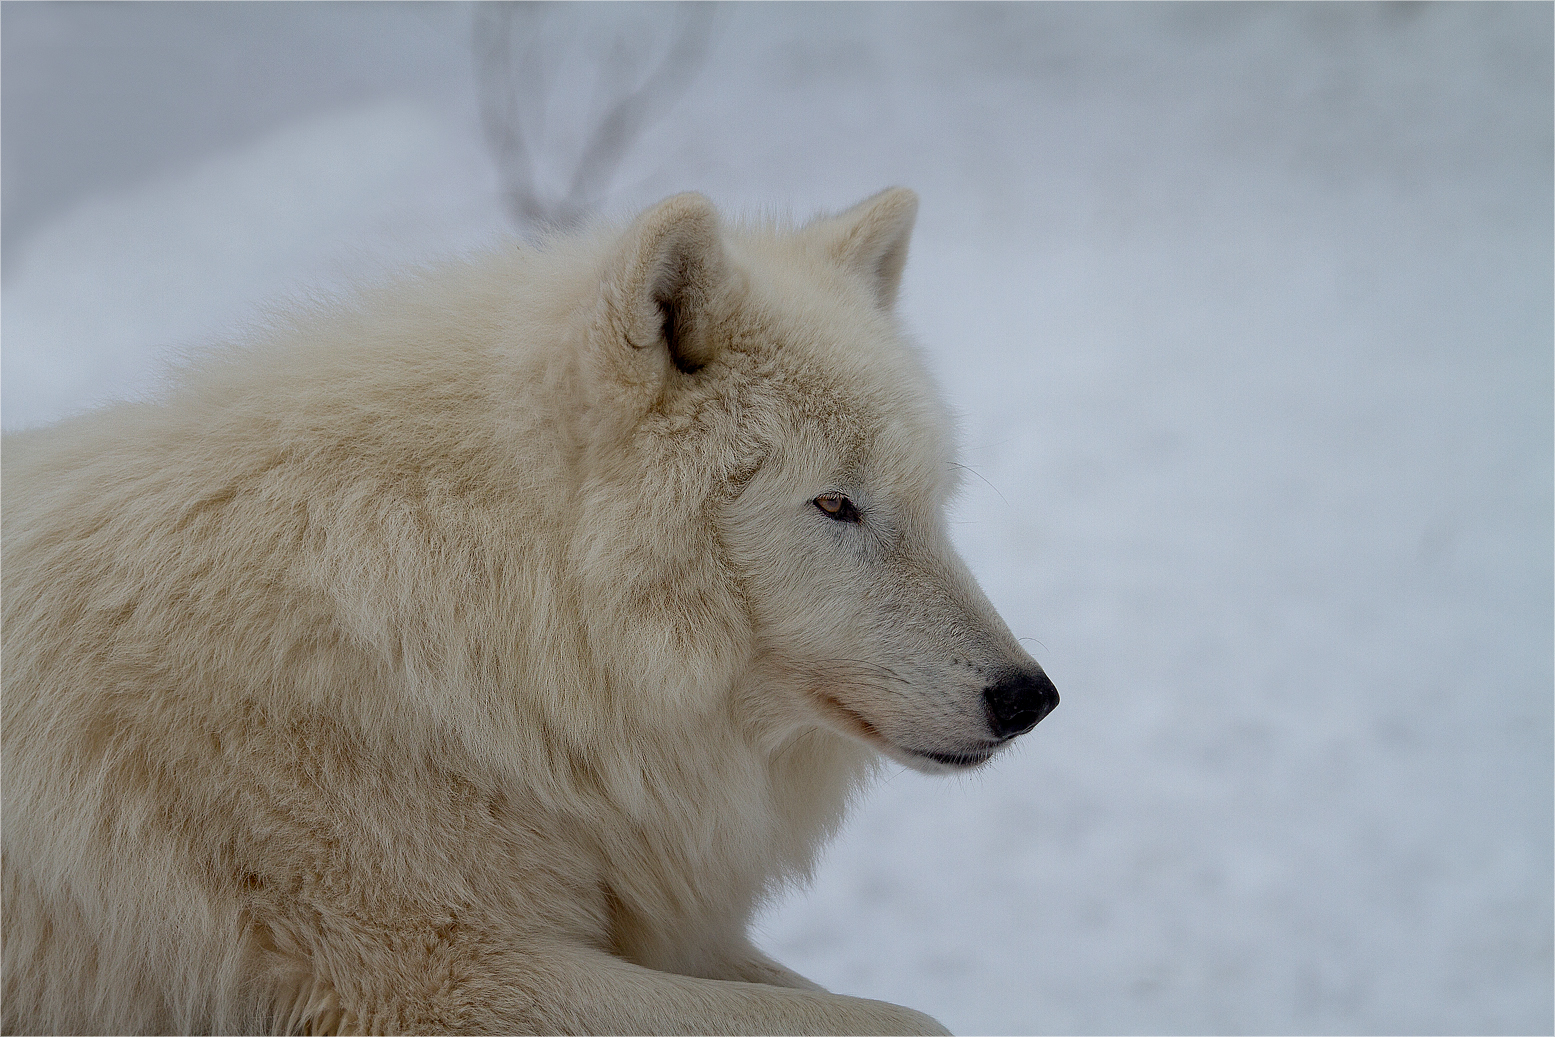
left=2, top=189, right=1051, bottom=1035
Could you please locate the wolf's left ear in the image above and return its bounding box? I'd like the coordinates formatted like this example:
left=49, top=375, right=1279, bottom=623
left=813, top=187, right=919, bottom=310
left=610, top=192, right=727, bottom=373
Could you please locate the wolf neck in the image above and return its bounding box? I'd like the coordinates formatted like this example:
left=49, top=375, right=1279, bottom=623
left=407, top=609, right=878, bottom=961
left=575, top=719, right=879, bottom=976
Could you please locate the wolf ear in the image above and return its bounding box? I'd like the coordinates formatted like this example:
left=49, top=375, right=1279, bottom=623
left=611, top=192, right=727, bottom=374
left=813, top=187, right=919, bottom=310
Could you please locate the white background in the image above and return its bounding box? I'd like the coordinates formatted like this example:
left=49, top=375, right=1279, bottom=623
left=3, top=4, right=1550, bottom=1033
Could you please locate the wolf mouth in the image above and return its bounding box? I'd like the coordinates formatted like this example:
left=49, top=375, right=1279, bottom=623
left=815, top=692, right=890, bottom=744
left=815, top=692, right=1001, bottom=769
left=907, top=745, right=1000, bottom=768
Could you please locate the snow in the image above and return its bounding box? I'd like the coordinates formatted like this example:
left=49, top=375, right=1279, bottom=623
left=3, top=4, right=1550, bottom=1033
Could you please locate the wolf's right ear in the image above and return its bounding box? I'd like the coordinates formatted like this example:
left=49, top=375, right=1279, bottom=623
left=607, top=193, right=727, bottom=374
left=809, top=187, right=919, bottom=310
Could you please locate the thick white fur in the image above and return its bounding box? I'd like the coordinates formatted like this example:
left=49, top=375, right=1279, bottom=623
left=2, top=189, right=1043, bottom=1035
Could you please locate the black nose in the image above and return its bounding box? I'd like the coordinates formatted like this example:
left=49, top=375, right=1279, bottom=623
left=983, top=669, right=1059, bottom=739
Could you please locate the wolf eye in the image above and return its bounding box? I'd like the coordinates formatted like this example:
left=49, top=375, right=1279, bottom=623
left=814, top=494, right=861, bottom=523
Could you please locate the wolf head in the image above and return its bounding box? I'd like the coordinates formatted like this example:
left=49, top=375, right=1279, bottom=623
left=570, top=189, right=1056, bottom=775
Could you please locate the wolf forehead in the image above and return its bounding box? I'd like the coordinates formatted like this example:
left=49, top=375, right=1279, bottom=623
left=611, top=193, right=959, bottom=493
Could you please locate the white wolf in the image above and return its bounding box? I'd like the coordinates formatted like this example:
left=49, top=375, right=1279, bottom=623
left=1, top=189, right=1057, bottom=1035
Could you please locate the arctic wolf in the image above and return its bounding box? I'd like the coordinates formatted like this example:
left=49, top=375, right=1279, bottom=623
left=1, top=189, right=1057, bottom=1035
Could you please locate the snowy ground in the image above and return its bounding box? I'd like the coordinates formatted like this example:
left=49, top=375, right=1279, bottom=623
left=3, top=4, right=1551, bottom=1034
